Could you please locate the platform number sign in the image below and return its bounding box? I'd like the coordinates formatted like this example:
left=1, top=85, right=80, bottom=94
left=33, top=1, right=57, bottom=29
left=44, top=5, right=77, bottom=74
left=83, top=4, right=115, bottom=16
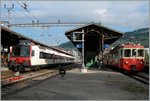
left=104, top=44, right=109, bottom=49
left=76, top=43, right=82, bottom=48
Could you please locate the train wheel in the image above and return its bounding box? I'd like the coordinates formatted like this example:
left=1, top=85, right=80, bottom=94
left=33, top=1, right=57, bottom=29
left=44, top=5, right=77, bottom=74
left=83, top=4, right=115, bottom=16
left=36, top=66, right=40, bottom=71
left=33, top=66, right=40, bottom=71
left=38, top=67, right=41, bottom=71
left=31, top=67, right=36, bottom=72
left=131, top=72, right=138, bottom=75
left=14, top=67, right=18, bottom=72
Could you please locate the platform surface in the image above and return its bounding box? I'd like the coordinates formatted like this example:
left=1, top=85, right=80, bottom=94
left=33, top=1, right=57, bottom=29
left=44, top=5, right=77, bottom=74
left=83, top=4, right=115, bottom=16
left=2, top=68, right=149, bottom=100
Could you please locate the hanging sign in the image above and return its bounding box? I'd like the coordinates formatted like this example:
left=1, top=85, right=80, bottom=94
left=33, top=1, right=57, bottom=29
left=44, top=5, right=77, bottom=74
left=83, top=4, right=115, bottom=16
left=76, top=43, right=82, bottom=48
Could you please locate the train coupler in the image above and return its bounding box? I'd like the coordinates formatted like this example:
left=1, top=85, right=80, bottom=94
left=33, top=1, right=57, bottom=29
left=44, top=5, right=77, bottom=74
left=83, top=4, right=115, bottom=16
left=131, top=65, right=136, bottom=71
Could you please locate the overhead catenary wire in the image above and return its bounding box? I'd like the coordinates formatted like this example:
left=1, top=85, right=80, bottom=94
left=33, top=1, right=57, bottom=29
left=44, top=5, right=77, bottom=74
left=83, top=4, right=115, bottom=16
left=41, top=26, right=45, bottom=36
left=47, top=26, right=52, bottom=36
left=1, top=1, right=26, bottom=24
left=6, top=1, right=34, bottom=23
left=20, top=1, right=37, bottom=21
left=4, top=1, right=42, bottom=40
left=3, top=3, right=14, bottom=25
left=2, top=1, right=38, bottom=37
left=13, top=1, right=40, bottom=37
left=15, top=1, right=37, bottom=21
left=12, top=1, right=41, bottom=39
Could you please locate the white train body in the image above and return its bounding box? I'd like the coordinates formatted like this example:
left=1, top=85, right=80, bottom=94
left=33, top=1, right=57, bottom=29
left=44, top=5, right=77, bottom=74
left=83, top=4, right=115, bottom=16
left=31, top=45, right=74, bottom=66
left=8, top=43, right=75, bottom=71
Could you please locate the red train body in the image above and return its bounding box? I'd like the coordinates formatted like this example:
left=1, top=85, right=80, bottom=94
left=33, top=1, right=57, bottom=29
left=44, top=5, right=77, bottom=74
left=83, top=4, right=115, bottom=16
left=104, top=43, right=145, bottom=73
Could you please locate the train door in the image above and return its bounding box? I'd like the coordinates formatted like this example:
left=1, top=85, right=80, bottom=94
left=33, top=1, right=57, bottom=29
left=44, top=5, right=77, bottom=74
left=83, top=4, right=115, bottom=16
left=119, top=49, right=123, bottom=68
left=31, top=49, right=37, bottom=66
left=31, top=46, right=41, bottom=66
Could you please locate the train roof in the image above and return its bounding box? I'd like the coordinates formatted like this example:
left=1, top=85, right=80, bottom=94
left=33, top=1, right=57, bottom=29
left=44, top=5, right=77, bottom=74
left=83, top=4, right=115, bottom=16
left=110, top=43, right=144, bottom=53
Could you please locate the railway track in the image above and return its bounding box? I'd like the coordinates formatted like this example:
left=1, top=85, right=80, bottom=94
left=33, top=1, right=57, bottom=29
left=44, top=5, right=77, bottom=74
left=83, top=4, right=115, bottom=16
left=1, top=69, right=57, bottom=96
left=104, top=66, right=149, bottom=85
left=134, top=72, right=149, bottom=85
left=1, top=63, right=79, bottom=97
left=125, top=72, right=149, bottom=85
left=1, top=70, right=15, bottom=81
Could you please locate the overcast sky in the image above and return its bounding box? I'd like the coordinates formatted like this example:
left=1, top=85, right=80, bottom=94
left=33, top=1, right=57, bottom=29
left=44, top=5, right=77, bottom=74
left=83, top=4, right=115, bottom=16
left=1, top=0, right=149, bottom=46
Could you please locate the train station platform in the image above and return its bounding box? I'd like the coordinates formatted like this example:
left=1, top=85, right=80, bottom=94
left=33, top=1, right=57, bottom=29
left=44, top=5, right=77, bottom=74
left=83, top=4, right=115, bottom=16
left=2, top=67, right=149, bottom=100
left=1, top=67, right=9, bottom=71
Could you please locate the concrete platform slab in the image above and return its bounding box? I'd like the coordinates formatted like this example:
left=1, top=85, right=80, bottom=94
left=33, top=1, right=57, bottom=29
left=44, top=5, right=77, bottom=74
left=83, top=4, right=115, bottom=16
left=1, top=67, right=9, bottom=71
left=2, top=68, right=149, bottom=100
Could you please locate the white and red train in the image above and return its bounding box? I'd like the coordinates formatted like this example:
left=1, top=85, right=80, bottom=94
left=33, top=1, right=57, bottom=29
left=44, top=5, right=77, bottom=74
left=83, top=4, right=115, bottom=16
left=103, top=43, right=145, bottom=73
left=8, top=41, right=75, bottom=71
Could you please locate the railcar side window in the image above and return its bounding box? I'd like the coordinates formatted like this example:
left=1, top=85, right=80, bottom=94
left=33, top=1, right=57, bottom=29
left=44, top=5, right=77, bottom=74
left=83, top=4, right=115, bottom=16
left=132, top=49, right=137, bottom=57
left=138, top=49, right=144, bottom=57
left=39, top=52, right=43, bottom=58
left=39, top=52, right=53, bottom=59
left=32, top=50, right=35, bottom=56
left=124, top=49, right=131, bottom=57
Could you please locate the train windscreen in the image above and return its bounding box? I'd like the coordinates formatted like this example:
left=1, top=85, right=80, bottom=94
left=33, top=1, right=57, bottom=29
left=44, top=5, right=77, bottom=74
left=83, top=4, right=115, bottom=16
left=124, top=49, right=144, bottom=58
left=124, top=49, right=131, bottom=57
left=138, top=49, right=144, bottom=57
left=12, top=45, right=30, bottom=57
left=132, top=49, right=137, bottom=57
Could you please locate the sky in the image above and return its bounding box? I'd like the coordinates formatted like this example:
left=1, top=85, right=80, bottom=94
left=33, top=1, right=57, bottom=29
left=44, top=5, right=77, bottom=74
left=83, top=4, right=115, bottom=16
left=1, top=0, right=149, bottom=46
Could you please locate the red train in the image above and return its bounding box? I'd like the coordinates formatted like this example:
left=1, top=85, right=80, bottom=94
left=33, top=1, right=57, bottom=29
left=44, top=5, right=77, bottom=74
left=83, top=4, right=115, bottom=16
left=103, top=43, right=145, bottom=73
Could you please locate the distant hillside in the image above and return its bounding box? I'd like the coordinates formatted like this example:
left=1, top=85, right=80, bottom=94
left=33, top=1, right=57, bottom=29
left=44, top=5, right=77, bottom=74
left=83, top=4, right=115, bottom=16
left=59, top=41, right=81, bottom=55
left=111, top=28, right=149, bottom=48
left=60, top=28, right=149, bottom=49
left=59, top=41, right=76, bottom=49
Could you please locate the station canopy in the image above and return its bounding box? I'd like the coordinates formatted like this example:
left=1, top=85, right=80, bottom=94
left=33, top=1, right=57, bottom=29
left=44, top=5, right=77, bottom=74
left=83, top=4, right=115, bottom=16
left=65, top=23, right=124, bottom=52
left=1, top=26, right=51, bottom=47
left=1, top=26, right=73, bottom=55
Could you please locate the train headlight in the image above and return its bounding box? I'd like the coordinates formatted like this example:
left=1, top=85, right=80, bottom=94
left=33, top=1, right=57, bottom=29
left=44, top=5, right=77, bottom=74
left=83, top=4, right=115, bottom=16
left=125, top=61, right=128, bottom=64
left=140, top=61, right=143, bottom=64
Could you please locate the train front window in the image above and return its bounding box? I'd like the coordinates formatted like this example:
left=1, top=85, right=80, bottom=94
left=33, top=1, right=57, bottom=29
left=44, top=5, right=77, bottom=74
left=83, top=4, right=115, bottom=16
left=138, top=49, right=144, bottom=57
left=12, top=45, right=30, bottom=57
left=132, top=49, right=137, bottom=57
left=124, top=49, right=131, bottom=57
left=12, top=46, right=21, bottom=57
